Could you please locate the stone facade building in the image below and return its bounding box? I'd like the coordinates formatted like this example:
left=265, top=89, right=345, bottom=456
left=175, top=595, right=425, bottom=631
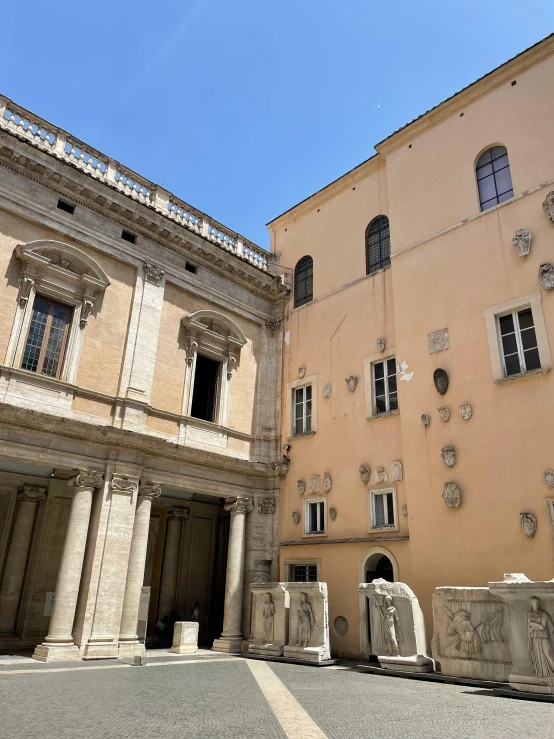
left=0, top=94, right=287, bottom=660
left=270, top=35, right=554, bottom=659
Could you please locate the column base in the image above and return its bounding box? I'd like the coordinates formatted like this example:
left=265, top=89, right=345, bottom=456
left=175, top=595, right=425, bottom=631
left=82, top=640, right=120, bottom=660
left=32, top=644, right=82, bottom=663
left=212, top=637, right=245, bottom=654
left=118, top=641, right=146, bottom=659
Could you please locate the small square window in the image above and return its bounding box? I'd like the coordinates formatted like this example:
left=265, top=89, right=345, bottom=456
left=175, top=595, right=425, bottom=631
left=372, top=358, right=398, bottom=415
left=185, top=262, right=197, bottom=274
left=293, top=385, right=312, bottom=435
left=305, top=499, right=325, bottom=534
left=497, top=307, right=541, bottom=377
left=290, top=564, right=318, bottom=582
left=57, top=199, right=75, bottom=214
left=370, top=489, right=396, bottom=529
left=121, top=230, right=136, bottom=244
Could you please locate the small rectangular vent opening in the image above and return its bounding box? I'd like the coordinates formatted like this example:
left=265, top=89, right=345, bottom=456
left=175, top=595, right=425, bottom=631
left=185, top=262, right=197, bottom=274
left=121, top=230, right=136, bottom=244
left=57, top=199, right=75, bottom=214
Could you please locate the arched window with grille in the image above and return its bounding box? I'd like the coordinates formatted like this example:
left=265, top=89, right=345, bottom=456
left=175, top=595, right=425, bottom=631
left=476, top=146, right=513, bottom=212
left=365, top=215, right=390, bottom=275
left=294, top=255, right=313, bottom=308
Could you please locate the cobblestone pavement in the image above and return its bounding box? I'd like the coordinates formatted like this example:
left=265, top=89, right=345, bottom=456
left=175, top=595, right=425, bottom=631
left=1, top=654, right=553, bottom=739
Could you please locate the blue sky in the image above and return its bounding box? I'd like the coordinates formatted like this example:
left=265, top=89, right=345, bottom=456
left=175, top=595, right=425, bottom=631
left=1, top=2, right=553, bottom=248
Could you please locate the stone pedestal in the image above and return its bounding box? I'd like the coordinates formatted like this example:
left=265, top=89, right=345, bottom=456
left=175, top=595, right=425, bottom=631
left=432, top=586, right=510, bottom=681
left=361, top=579, right=433, bottom=673
left=170, top=621, right=199, bottom=654
left=283, top=582, right=330, bottom=663
left=489, top=574, right=554, bottom=694
left=249, top=582, right=289, bottom=657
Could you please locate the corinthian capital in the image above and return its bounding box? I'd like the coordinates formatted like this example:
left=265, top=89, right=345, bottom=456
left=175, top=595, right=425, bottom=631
left=144, top=262, right=165, bottom=286
left=18, top=485, right=47, bottom=503
left=224, top=496, right=254, bottom=515
left=70, top=469, right=104, bottom=489
left=139, top=480, right=162, bottom=498
left=167, top=506, right=189, bottom=521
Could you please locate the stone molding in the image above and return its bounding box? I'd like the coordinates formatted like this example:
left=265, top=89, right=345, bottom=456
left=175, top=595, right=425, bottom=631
left=70, top=469, right=104, bottom=489
left=225, top=496, right=254, bottom=515
left=138, top=480, right=162, bottom=498
left=143, top=262, right=165, bottom=286
left=18, top=484, right=47, bottom=503
left=109, top=473, right=139, bottom=495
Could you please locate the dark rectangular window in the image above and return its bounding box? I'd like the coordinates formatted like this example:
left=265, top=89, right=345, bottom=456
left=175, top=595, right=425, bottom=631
left=57, top=199, right=75, bottom=214
left=190, top=354, right=220, bottom=423
left=185, top=263, right=197, bottom=274
left=293, top=385, right=312, bottom=435
left=373, top=358, right=398, bottom=415
left=291, top=564, right=318, bottom=582
left=21, top=295, right=72, bottom=379
left=306, top=500, right=325, bottom=534
left=121, top=230, right=136, bottom=243
left=498, top=308, right=540, bottom=377
left=372, top=490, right=395, bottom=528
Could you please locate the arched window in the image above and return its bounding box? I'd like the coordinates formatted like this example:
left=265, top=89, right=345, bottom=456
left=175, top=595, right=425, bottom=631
left=294, top=255, right=313, bottom=308
left=476, top=146, right=513, bottom=212
left=365, top=215, right=390, bottom=275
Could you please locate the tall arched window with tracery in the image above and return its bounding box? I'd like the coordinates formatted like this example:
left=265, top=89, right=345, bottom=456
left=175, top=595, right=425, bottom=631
left=294, top=255, right=313, bottom=308
left=365, top=215, right=391, bottom=275
left=476, top=146, right=513, bottom=212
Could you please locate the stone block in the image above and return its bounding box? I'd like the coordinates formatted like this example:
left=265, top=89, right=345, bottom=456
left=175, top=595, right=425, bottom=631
left=248, top=582, right=288, bottom=657
left=283, top=582, right=330, bottom=663
left=170, top=621, right=199, bottom=654
left=432, top=586, right=511, bottom=682
left=360, top=579, right=433, bottom=673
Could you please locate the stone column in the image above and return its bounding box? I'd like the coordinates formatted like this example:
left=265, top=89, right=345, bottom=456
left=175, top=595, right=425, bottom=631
left=33, top=470, right=103, bottom=662
left=212, top=496, right=253, bottom=653
left=118, top=480, right=162, bottom=658
left=0, top=485, right=47, bottom=633
left=157, top=506, right=189, bottom=619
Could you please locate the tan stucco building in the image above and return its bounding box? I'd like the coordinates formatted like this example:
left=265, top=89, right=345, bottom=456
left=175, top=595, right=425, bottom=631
left=269, top=35, right=554, bottom=659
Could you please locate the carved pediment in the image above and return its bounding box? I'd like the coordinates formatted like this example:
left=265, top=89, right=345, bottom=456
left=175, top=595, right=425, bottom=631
left=181, top=310, right=247, bottom=351
left=15, top=240, right=110, bottom=291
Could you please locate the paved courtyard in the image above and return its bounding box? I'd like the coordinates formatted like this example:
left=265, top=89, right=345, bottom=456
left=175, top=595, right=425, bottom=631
left=1, top=650, right=553, bottom=739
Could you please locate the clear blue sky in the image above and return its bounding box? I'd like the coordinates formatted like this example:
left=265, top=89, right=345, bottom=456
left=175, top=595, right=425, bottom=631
left=1, top=2, right=553, bottom=248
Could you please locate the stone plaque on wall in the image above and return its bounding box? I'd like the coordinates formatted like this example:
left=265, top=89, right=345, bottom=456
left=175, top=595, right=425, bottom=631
left=428, top=328, right=450, bottom=354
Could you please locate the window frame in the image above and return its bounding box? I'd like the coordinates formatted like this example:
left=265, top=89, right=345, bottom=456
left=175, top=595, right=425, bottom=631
left=21, top=295, right=73, bottom=380
left=363, top=347, right=399, bottom=421
left=286, top=374, right=318, bottom=438
left=372, top=357, right=398, bottom=416
left=496, top=307, right=541, bottom=378
left=475, top=146, right=514, bottom=213
left=365, top=215, right=391, bottom=276
left=293, top=384, right=312, bottom=436
left=293, top=255, right=313, bottom=309
left=305, top=496, right=326, bottom=536
left=369, top=487, right=397, bottom=531
left=284, top=558, right=321, bottom=582
left=189, top=352, right=222, bottom=424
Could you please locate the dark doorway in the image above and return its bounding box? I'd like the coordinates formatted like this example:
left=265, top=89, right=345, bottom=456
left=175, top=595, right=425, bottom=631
left=190, top=355, right=219, bottom=422
left=365, top=554, right=394, bottom=655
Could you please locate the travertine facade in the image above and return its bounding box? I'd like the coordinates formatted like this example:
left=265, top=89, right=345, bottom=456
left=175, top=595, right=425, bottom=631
left=0, top=95, right=287, bottom=659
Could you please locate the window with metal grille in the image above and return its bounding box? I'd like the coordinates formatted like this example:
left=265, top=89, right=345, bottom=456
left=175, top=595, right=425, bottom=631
left=372, top=357, right=398, bottom=415
left=370, top=489, right=396, bottom=529
left=498, top=308, right=541, bottom=377
left=476, top=146, right=514, bottom=212
left=306, top=499, right=325, bottom=534
left=21, top=295, right=72, bottom=379
left=290, top=564, right=318, bottom=582
left=293, top=385, right=312, bottom=435
left=365, top=215, right=391, bottom=275
left=294, top=256, right=313, bottom=308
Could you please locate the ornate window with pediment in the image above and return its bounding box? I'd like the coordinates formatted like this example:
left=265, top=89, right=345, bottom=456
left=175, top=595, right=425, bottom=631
left=181, top=310, right=247, bottom=426
left=6, top=240, right=110, bottom=384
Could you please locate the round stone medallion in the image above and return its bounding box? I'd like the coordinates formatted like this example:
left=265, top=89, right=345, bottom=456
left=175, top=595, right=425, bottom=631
left=334, top=616, right=349, bottom=636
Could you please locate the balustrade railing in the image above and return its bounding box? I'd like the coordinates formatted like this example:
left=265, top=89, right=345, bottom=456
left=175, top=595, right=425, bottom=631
left=0, top=95, right=272, bottom=272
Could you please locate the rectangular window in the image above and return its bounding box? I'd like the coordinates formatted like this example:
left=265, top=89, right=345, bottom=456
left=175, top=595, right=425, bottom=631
left=57, top=199, right=75, bottom=214
left=306, top=499, right=325, bottom=534
left=190, top=354, right=220, bottom=422
left=121, top=230, right=136, bottom=243
left=21, top=295, right=72, bottom=379
left=293, top=385, right=312, bottom=435
left=371, top=489, right=395, bottom=529
left=290, top=564, right=318, bottom=582
left=372, top=358, right=398, bottom=415
left=498, top=308, right=541, bottom=377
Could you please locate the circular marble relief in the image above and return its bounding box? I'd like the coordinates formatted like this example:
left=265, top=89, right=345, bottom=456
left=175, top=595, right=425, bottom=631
left=334, top=616, right=349, bottom=637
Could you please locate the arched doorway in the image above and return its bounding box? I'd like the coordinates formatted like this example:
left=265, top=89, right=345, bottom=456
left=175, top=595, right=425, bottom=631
left=358, top=547, right=399, bottom=658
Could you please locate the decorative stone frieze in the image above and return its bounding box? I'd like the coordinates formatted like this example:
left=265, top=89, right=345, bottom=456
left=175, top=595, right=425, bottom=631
left=538, top=262, right=554, bottom=290
left=428, top=328, right=450, bottom=354
left=433, top=368, right=449, bottom=395
left=323, top=383, right=332, bottom=398
left=138, top=480, right=162, bottom=498
left=309, top=474, right=320, bottom=494
left=329, top=507, right=337, bottom=521
left=323, top=472, right=332, bottom=493
left=421, top=413, right=431, bottom=428
left=167, top=506, right=190, bottom=521
left=459, top=403, right=472, bottom=420
left=512, top=229, right=531, bottom=256
left=110, top=473, right=139, bottom=495
left=18, top=485, right=47, bottom=503
left=375, top=466, right=388, bottom=484
left=443, top=482, right=461, bottom=508
left=143, top=262, right=165, bottom=286
left=297, top=480, right=306, bottom=495
left=298, top=366, right=306, bottom=379
left=377, top=337, right=386, bottom=353
left=391, top=461, right=403, bottom=482
left=292, top=511, right=300, bottom=525
left=437, top=407, right=450, bottom=422
left=359, top=464, right=371, bottom=485
left=224, top=497, right=254, bottom=515
left=544, top=470, right=554, bottom=488
left=258, top=498, right=276, bottom=515
left=520, top=512, right=537, bottom=538
left=345, top=375, right=358, bottom=392
left=542, top=190, right=554, bottom=222
left=441, top=446, right=456, bottom=468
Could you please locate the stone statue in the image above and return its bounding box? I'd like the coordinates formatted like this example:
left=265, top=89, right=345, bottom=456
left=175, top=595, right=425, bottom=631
left=443, top=482, right=461, bottom=508
left=379, top=595, right=403, bottom=656
left=433, top=368, right=449, bottom=395
left=441, top=445, right=456, bottom=468
left=421, top=413, right=431, bottom=428
left=542, top=190, right=554, bottom=223
left=295, top=592, right=315, bottom=648
left=527, top=596, right=554, bottom=677
left=520, top=512, right=537, bottom=538
left=391, top=461, right=403, bottom=481
left=298, top=479, right=306, bottom=495
left=437, top=407, right=450, bottom=422
left=359, top=464, right=371, bottom=484
left=459, top=403, right=472, bottom=420
left=262, top=593, right=275, bottom=644
left=512, top=229, right=531, bottom=257
left=539, top=262, right=554, bottom=290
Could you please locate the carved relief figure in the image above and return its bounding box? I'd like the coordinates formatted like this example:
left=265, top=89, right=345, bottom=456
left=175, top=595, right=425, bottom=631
left=378, top=595, right=403, bottom=656
left=433, top=368, right=449, bottom=395
left=262, top=593, right=275, bottom=644
left=377, top=337, right=386, bottom=353
left=391, top=461, right=403, bottom=482
left=539, top=262, right=554, bottom=290
left=459, top=403, right=472, bottom=420
left=443, top=606, right=503, bottom=656
left=528, top=597, right=554, bottom=677
left=428, top=328, right=450, bottom=354
left=309, top=474, right=320, bottom=494
left=298, top=480, right=306, bottom=495
left=542, top=190, right=554, bottom=223
left=441, top=445, right=456, bottom=468
left=421, top=414, right=431, bottom=428
left=323, top=383, right=332, bottom=398
left=443, top=482, right=461, bottom=508
left=345, top=376, right=358, bottom=392
left=295, top=592, right=315, bottom=648
left=329, top=507, right=337, bottom=521
left=323, top=472, right=332, bottom=492
left=359, top=464, right=371, bottom=484
left=292, top=511, right=300, bottom=524
left=258, top=498, right=276, bottom=515
left=401, top=504, right=408, bottom=517
left=375, top=466, right=388, bottom=484
left=298, top=366, right=306, bottom=379
left=544, top=470, right=554, bottom=488
left=520, top=512, right=537, bottom=538
left=512, top=229, right=531, bottom=257
left=437, top=407, right=450, bottom=422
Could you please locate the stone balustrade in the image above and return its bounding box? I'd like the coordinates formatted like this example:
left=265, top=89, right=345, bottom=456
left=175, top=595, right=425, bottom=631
left=0, top=95, right=271, bottom=272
